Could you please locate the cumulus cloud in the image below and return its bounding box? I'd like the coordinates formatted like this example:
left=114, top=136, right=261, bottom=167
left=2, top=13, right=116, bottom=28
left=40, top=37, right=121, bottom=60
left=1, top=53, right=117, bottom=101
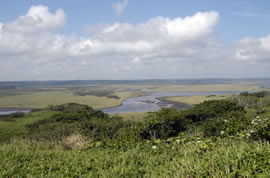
left=112, top=0, right=128, bottom=15
left=3, top=5, right=65, bottom=33
left=1, top=5, right=267, bottom=80
left=0, top=7, right=228, bottom=80
left=235, top=35, right=270, bottom=62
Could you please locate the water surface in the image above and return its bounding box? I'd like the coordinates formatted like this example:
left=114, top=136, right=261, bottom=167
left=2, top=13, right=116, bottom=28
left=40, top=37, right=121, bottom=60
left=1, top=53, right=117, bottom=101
left=0, top=108, right=32, bottom=115
left=101, top=91, right=240, bottom=114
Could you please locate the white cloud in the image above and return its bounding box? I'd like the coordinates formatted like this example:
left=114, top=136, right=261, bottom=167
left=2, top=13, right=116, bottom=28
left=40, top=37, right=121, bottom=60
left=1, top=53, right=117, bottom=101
left=235, top=35, right=270, bottom=62
left=112, top=0, right=128, bottom=15
left=3, top=5, right=66, bottom=33
left=0, top=5, right=268, bottom=80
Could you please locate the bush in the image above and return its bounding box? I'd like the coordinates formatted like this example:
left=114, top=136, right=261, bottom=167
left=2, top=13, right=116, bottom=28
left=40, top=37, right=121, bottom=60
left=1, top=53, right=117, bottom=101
left=141, top=108, right=189, bottom=140
left=202, top=111, right=248, bottom=137
left=27, top=104, right=127, bottom=141
left=47, top=103, right=93, bottom=112
left=251, top=118, right=270, bottom=141
left=0, top=112, right=25, bottom=122
left=184, top=100, right=244, bottom=122
left=80, top=116, right=126, bottom=140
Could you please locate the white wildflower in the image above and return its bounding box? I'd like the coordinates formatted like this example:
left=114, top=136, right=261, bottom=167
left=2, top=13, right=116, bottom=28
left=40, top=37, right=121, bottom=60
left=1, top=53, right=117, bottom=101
left=176, top=139, right=180, bottom=144
left=220, top=131, right=225, bottom=135
left=152, top=146, right=157, bottom=150
left=256, top=116, right=260, bottom=119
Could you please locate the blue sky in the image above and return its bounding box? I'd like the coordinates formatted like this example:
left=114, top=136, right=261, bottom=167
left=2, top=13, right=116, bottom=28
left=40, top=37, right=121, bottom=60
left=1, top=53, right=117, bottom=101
left=1, top=0, right=270, bottom=42
left=0, top=0, right=270, bottom=80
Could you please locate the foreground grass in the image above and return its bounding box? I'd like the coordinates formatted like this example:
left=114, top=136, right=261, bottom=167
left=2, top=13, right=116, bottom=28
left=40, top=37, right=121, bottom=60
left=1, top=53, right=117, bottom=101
left=0, top=111, right=57, bottom=143
left=0, top=138, right=269, bottom=177
left=165, top=94, right=232, bottom=105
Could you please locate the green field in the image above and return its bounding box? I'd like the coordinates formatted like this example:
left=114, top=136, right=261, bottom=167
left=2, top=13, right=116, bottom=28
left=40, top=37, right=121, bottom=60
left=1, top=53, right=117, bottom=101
left=0, top=90, right=139, bottom=109
left=0, top=111, right=58, bottom=143
left=0, top=83, right=265, bottom=109
left=165, top=94, right=232, bottom=105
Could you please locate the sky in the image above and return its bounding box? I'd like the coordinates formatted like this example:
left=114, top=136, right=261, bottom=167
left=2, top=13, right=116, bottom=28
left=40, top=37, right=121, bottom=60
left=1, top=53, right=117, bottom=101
left=0, top=0, right=270, bottom=81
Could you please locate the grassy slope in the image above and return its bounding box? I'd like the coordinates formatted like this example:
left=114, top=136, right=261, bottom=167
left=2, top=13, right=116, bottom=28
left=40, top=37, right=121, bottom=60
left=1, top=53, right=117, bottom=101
left=0, top=106, right=269, bottom=176
left=0, top=111, right=57, bottom=143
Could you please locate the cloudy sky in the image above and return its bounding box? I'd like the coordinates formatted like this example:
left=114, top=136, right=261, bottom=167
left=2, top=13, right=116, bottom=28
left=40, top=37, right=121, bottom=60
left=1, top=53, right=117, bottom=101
left=0, top=0, right=270, bottom=81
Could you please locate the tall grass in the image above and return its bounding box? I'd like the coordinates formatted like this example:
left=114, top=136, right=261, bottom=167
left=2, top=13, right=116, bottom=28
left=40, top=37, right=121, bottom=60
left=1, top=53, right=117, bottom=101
left=0, top=138, right=269, bottom=177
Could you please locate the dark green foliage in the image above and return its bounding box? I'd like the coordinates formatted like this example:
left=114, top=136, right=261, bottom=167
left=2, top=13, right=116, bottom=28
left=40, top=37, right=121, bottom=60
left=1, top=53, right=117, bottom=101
left=251, top=119, right=270, bottom=141
left=202, top=111, right=248, bottom=137
left=106, top=95, right=120, bottom=99
left=240, top=91, right=270, bottom=98
left=0, top=112, right=25, bottom=122
left=234, top=91, right=270, bottom=109
left=27, top=104, right=128, bottom=141
left=141, top=108, right=189, bottom=140
left=184, top=100, right=244, bottom=122
left=80, top=116, right=127, bottom=140
left=47, top=103, right=94, bottom=112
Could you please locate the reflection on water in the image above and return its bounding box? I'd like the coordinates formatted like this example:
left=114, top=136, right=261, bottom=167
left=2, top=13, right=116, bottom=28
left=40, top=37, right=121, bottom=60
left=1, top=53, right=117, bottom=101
left=0, top=109, right=32, bottom=115
left=101, top=91, right=240, bottom=114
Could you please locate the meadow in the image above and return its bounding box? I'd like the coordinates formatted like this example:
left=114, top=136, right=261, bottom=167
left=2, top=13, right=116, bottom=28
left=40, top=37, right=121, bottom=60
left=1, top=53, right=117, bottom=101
left=0, top=82, right=265, bottom=109
left=164, top=94, right=232, bottom=105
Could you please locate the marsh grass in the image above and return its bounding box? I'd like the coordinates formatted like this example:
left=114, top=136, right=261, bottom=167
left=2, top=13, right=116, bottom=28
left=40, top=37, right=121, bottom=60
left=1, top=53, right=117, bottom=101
left=165, top=94, right=232, bottom=105
left=0, top=91, right=139, bottom=109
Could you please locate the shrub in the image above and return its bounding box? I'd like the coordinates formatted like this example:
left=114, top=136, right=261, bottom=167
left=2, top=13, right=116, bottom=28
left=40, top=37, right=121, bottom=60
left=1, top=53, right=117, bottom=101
left=0, top=112, right=25, bottom=122
left=202, top=111, right=248, bottom=137
left=80, top=116, right=126, bottom=140
left=184, top=100, right=244, bottom=122
left=251, top=118, right=270, bottom=141
left=141, top=108, right=189, bottom=140
left=47, top=103, right=93, bottom=112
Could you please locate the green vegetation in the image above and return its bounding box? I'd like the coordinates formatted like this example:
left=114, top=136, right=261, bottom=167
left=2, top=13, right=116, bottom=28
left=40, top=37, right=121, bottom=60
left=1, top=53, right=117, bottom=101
left=0, top=90, right=139, bottom=109
left=0, top=92, right=270, bottom=177
left=0, top=111, right=57, bottom=143
left=0, top=82, right=265, bottom=109
left=165, top=94, right=231, bottom=105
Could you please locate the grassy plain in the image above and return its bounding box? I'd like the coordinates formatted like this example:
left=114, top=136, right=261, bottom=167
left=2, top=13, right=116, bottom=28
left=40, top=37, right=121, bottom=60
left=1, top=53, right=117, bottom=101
left=0, top=90, right=138, bottom=109
left=165, top=94, right=232, bottom=105
left=141, top=84, right=263, bottom=92
left=0, top=83, right=264, bottom=109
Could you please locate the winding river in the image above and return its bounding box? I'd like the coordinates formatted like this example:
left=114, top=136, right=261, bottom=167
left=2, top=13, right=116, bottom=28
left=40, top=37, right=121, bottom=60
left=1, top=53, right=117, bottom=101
left=0, top=108, right=32, bottom=115
left=101, top=91, right=240, bottom=114
left=0, top=91, right=241, bottom=115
